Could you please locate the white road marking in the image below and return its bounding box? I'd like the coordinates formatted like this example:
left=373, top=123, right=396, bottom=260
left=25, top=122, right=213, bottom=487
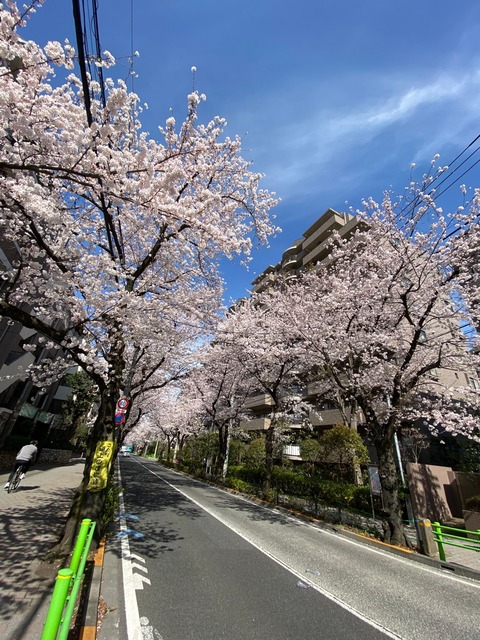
left=134, top=573, right=152, bottom=590
left=118, top=467, right=143, bottom=640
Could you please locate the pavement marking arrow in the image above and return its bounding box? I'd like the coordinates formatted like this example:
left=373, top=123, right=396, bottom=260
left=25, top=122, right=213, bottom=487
left=116, top=512, right=140, bottom=521
left=131, top=561, right=148, bottom=574
left=129, top=553, right=146, bottom=563
left=133, top=573, right=152, bottom=590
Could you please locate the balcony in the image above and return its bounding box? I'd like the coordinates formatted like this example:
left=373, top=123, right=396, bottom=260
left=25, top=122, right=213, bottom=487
left=309, top=408, right=346, bottom=426
left=282, top=257, right=299, bottom=269
left=243, top=393, right=275, bottom=410
left=251, top=272, right=276, bottom=294
left=239, top=417, right=272, bottom=431
left=283, top=444, right=301, bottom=459
left=302, top=211, right=347, bottom=253
left=0, top=351, right=35, bottom=394
left=302, top=237, right=333, bottom=266
left=282, top=238, right=304, bottom=258
left=306, top=381, right=323, bottom=397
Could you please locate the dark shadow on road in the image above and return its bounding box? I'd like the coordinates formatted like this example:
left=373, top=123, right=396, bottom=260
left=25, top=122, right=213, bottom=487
left=112, top=461, right=206, bottom=560
left=11, top=485, right=41, bottom=492
left=138, top=460, right=303, bottom=528
left=211, top=493, right=303, bottom=527
left=114, top=459, right=302, bottom=566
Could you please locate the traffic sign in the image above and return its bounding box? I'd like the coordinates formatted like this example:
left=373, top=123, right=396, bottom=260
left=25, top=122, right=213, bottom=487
left=117, top=396, right=129, bottom=410
left=114, top=412, right=126, bottom=425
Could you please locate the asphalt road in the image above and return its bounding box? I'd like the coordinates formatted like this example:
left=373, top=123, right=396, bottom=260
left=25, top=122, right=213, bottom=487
left=118, top=457, right=480, bottom=640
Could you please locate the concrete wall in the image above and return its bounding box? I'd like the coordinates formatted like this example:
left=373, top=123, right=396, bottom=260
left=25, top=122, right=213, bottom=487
left=0, top=448, right=72, bottom=471
left=407, top=463, right=480, bottom=524
left=406, top=462, right=463, bottom=522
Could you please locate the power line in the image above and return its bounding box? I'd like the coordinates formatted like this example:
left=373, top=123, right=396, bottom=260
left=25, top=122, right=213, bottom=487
left=395, top=132, right=480, bottom=228
left=429, top=142, right=480, bottom=196
left=91, top=0, right=106, bottom=108
left=130, top=0, right=135, bottom=95
left=435, top=155, right=480, bottom=200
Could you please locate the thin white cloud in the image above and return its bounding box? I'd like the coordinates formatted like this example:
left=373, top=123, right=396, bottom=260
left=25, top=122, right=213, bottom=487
left=255, top=65, right=480, bottom=196
left=333, top=73, right=479, bottom=133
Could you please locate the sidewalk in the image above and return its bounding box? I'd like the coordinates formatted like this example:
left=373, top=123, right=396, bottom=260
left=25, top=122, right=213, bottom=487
left=0, top=459, right=86, bottom=640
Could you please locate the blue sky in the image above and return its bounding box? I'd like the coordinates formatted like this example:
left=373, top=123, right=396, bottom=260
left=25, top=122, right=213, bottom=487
left=22, top=0, right=480, bottom=303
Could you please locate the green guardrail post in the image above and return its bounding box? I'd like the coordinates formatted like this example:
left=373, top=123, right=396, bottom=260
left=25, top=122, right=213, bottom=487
left=69, top=518, right=92, bottom=576
left=57, top=521, right=96, bottom=640
left=40, top=568, right=73, bottom=640
left=432, top=521, right=446, bottom=561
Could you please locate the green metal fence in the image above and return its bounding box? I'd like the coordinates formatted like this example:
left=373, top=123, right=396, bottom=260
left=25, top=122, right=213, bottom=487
left=41, top=518, right=96, bottom=640
left=432, top=521, right=480, bottom=562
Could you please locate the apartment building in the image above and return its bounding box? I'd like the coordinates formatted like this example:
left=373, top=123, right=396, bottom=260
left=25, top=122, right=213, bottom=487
left=0, top=238, right=76, bottom=447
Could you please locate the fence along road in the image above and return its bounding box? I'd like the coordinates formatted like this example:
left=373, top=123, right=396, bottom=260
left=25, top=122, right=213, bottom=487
left=117, top=458, right=480, bottom=640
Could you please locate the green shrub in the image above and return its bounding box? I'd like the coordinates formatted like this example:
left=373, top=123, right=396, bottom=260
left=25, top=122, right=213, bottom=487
left=226, top=465, right=243, bottom=477
left=272, top=468, right=311, bottom=495
left=263, top=488, right=278, bottom=503
left=101, top=478, right=120, bottom=527
left=225, top=478, right=255, bottom=494
left=228, top=465, right=265, bottom=486
left=349, top=485, right=374, bottom=512
left=244, top=437, right=266, bottom=469
left=226, top=462, right=374, bottom=514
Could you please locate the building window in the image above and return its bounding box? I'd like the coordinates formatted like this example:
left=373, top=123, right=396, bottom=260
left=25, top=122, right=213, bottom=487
left=468, top=377, right=480, bottom=391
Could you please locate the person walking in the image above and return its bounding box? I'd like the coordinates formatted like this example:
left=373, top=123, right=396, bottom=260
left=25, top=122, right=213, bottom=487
left=4, top=440, right=38, bottom=489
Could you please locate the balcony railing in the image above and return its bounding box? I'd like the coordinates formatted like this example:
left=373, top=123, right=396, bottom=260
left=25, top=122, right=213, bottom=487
left=239, top=417, right=272, bottom=431
left=243, top=393, right=275, bottom=410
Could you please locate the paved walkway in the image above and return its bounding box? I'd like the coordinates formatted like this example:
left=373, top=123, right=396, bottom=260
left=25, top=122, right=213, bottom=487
left=0, top=459, right=86, bottom=640
left=437, top=534, right=480, bottom=572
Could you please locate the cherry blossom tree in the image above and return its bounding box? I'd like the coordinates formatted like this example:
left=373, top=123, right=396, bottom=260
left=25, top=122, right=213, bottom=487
left=271, top=182, right=480, bottom=545
left=184, top=342, right=256, bottom=479
left=217, top=296, right=311, bottom=491
left=127, top=385, right=205, bottom=462
left=0, top=2, right=278, bottom=547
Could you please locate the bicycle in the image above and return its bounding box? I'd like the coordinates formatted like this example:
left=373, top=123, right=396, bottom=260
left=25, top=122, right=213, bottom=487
left=6, top=465, right=26, bottom=493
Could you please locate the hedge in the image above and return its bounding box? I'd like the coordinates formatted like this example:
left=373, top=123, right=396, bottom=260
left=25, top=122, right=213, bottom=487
left=227, top=465, right=373, bottom=512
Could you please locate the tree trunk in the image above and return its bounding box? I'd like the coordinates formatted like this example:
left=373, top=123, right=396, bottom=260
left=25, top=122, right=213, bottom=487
left=264, top=425, right=274, bottom=493
left=222, top=419, right=233, bottom=480
left=216, top=422, right=229, bottom=480
left=375, top=435, right=407, bottom=547
left=48, top=380, right=119, bottom=558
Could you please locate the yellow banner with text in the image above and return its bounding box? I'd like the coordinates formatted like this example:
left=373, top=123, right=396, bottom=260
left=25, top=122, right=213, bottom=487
left=87, top=440, right=114, bottom=492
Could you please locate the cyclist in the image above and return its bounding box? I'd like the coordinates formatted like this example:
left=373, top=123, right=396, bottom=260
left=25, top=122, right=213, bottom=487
left=4, top=440, right=38, bottom=490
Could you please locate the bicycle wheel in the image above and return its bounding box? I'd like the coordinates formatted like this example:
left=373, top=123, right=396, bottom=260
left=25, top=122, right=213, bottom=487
left=7, top=467, right=23, bottom=493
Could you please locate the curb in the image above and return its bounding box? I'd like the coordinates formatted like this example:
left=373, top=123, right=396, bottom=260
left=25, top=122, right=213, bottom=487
left=79, top=538, right=106, bottom=640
